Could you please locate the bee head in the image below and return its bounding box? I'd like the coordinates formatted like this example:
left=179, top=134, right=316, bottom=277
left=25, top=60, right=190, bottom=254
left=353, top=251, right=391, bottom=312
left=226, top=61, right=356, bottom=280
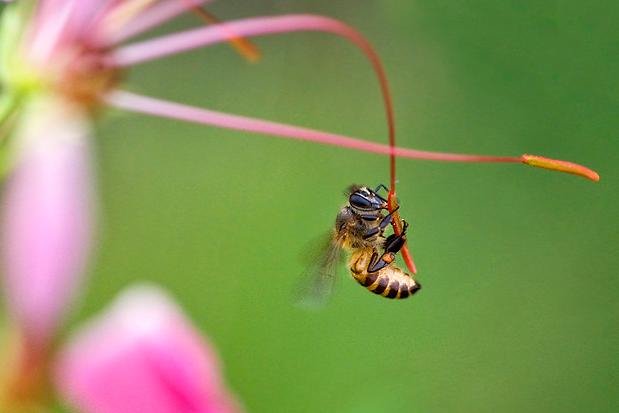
left=348, top=185, right=388, bottom=213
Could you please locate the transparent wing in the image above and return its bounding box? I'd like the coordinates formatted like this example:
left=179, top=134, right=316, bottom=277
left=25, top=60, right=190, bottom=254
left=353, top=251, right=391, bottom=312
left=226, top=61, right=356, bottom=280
left=294, top=232, right=345, bottom=309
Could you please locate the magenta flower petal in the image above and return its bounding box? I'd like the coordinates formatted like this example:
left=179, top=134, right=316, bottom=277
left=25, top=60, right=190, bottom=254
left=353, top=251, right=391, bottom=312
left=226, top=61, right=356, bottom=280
left=55, top=284, right=241, bottom=413
left=1, top=97, right=94, bottom=346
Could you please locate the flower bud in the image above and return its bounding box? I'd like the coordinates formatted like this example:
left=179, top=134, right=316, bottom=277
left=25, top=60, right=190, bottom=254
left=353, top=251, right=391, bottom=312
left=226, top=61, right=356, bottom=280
left=1, top=97, right=94, bottom=347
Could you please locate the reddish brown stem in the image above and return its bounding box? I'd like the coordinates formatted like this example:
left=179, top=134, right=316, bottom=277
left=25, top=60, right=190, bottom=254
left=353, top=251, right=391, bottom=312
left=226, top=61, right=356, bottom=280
left=1, top=333, right=51, bottom=411
left=388, top=190, right=417, bottom=275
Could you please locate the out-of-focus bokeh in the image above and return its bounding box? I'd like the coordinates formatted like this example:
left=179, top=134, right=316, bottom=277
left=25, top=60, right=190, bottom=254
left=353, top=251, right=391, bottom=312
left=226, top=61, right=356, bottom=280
left=22, top=1, right=617, bottom=412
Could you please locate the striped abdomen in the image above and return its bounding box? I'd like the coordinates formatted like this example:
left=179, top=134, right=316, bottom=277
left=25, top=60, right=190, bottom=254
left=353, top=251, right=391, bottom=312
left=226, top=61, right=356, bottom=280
left=348, top=248, right=421, bottom=299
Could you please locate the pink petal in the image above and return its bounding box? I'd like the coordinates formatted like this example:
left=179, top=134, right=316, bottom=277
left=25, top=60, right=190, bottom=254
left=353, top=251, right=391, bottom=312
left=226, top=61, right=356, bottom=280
left=29, top=0, right=111, bottom=60
left=55, top=284, right=241, bottom=413
left=108, top=14, right=381, bottom=68
left=27, top=0, right=76, bottom=62
left=108, top=0, right=213, bottom=45
left=1, top=97, right=95, bottom=347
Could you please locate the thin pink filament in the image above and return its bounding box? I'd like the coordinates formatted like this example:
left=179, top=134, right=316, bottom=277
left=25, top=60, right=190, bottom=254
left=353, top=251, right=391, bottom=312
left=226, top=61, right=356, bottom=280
left=104, top=90, right=522, bottom=164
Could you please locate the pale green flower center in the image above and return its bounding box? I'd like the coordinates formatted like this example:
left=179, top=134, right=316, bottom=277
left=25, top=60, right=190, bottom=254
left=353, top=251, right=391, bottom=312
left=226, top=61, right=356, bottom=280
left=0, top=2, right=119, bottom=113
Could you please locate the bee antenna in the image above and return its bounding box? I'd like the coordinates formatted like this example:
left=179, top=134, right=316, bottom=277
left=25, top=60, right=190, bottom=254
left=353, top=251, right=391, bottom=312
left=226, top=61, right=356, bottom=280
left=374, top=184, right=389, bottom=193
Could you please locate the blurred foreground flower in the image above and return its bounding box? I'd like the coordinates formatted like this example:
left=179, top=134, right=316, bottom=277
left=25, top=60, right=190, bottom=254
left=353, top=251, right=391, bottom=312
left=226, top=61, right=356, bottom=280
left=56, top=284, right=240, bottom=413
left=1, top=96, right=93, bottom=349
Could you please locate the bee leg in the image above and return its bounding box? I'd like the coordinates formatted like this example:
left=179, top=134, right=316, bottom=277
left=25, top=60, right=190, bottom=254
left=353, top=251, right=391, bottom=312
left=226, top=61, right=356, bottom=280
left=367, top=222, right=409, bottom=273
left=361, top=227, right=380, bottom=239
left=383, top=232, right=406, bottom=254
left=367, top=250, right=395, bottom=273
left=378, top=207, right=399, bottom=229
left=384, top=220, right=409, bottom=251
left=360, top=208, right=399, bottom=240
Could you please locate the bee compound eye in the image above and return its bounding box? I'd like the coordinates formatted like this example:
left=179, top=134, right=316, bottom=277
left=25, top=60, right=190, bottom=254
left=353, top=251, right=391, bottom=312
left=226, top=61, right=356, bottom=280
left=349, top=193, right=373, bottom=210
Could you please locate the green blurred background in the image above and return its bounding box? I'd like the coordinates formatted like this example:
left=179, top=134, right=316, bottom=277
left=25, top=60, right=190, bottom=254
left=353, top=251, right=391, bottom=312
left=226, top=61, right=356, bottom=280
left=50, top=1, right=619, bottom=412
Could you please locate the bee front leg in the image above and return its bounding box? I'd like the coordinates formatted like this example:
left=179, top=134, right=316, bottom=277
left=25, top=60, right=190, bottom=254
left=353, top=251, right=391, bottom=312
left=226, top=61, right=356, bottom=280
left=361, top=207, right=400, bottom=240
left=383, top=220, right=408, bottom=253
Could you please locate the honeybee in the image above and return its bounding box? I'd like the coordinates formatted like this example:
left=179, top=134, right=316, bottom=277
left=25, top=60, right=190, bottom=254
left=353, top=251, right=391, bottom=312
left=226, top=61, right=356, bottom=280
left=298, top=185, right=421, bottom=306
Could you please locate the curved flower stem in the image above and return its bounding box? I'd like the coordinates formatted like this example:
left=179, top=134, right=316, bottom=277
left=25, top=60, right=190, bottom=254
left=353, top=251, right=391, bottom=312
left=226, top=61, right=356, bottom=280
left=106, top=14, right=399, bottom=175
left=107, top=14, right=599, bottom=176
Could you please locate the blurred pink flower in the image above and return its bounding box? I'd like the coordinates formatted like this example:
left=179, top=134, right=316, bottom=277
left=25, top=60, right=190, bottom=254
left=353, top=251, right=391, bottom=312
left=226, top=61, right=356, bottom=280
left=1, top=96, right=94, bottom=348
left=55, top=284, right=241, bottom=413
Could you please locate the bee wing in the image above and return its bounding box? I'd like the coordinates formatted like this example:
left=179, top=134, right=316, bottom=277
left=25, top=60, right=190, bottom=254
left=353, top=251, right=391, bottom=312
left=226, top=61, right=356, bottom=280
left=294, top=233, right=345, bottom=309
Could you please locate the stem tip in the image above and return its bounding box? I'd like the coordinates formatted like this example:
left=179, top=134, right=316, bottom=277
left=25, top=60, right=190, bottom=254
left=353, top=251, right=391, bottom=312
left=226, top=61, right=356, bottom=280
left=522, top=154, right=599, bottom=182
